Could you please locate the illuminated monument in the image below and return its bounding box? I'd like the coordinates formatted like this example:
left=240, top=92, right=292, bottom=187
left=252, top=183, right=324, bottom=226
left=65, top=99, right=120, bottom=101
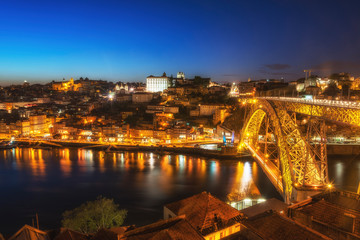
left=52, top=78, right=82, bottom=91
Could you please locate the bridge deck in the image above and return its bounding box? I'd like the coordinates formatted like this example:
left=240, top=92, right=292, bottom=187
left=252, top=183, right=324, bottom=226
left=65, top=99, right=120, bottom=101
left=260, top=97, right=360, bottom=110
left=245, top=142, right=283, bottom=194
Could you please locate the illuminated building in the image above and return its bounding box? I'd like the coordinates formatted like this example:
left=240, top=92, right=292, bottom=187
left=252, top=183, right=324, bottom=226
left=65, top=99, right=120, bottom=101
left=29, top=115, right=48, bottom=136
left=199, top=104, right=223, bottom=116
left=0, top=121, right=10, bottom=137
left=177, top=72, right=185, bottom=80
left=52, top=78, right=82, bottom=91
left=146, top=73, right=169, bottom=92
left=213, top=108, right=229, bottom=125
left=146, top=105, right=179, bottom=114
left=153, top=113, right=174, bottom=130
left=16, top=120, right=30, bottom=136
left=229, top=82, right=239, bottom=96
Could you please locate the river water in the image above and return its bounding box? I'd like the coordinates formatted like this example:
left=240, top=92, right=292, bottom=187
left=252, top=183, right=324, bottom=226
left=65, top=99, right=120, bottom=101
left=0, top=148, right=358, bottom=235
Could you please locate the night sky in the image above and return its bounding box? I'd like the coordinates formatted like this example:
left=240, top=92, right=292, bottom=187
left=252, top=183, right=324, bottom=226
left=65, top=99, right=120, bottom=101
left=1, top=0, right=360, bottom=84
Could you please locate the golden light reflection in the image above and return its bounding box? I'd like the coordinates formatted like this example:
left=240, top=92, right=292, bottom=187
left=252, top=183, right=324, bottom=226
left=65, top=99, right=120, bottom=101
left=228, top=161, right=260, bottom=202
left=201, top=159, right=206, bottom=176
left=120, top=153, right=125, bottom=166
left=29, top=148, right=46, bottom=177
left=124, top=152, right=130, bottom=170
left=60, top=148, right=71, bottom=176
left=252, top=161, right=258, bottom=179
left=175, top=156, right=180, bottom=170
left=149, top=153, right=154, bottom=170
left=179, top=155, right=185, bottom=172
left=188, top=158, right=193, bottom=175
left=99, top=151, right=105, bottom=173
left=160, top=155, right=172, bottom=177
left=113, top=153, right=116, bottom=167
left=14, top=148, right=23, bottom=170
left=77, top=149, right=94, bottom=173
left=137, top=152, right=144, bottom=171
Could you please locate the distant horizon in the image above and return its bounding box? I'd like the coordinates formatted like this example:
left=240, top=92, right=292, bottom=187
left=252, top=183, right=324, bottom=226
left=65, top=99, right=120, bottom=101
left=0, top=68, right=359, bottom=86
left=1, top=0, right=360, bottom=85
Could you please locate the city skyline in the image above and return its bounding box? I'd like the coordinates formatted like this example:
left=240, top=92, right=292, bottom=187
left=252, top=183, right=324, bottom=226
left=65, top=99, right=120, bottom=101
left=1, top=0, right=360, bottom=84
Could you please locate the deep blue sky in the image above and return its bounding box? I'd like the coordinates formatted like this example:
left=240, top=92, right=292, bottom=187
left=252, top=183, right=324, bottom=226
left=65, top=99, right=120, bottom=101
left=1, top=0, right=360, bottom=84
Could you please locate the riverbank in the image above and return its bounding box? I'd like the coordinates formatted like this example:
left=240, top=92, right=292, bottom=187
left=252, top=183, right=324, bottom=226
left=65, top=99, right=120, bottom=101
left=12, top=140, right=246, bottom=159
left=327, top=143, right=360, bottom=155
left=9, top=140, right=360, bottom=158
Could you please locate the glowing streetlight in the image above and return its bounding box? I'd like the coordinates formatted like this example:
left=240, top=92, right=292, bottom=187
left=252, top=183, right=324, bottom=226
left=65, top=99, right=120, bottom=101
left=108, top=92, right=114, bottom=101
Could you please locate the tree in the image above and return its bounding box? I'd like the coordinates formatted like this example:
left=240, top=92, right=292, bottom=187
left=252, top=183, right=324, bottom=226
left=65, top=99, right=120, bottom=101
left=340, top=81, right=352, bottom=99
left=62, top=196, right=127, bottom=233
left=193, top=76, right=210, bottom=87
left=323, top=82, right=339, bottom=98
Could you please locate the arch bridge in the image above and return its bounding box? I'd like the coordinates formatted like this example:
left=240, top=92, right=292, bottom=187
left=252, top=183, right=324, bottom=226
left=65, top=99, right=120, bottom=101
left=239, top=98, right=342, bottom=203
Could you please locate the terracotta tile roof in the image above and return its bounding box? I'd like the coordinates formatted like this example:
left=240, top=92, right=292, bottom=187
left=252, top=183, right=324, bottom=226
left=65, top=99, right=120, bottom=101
left=119, top=215, right=203, bottom=240
left=92, top=226, right=131, bottom=240
left=298, top=199, right=360, bottom=235
left=243, top=211, right=331, bottom=240
left=8, top=225, right=49, bottom=240
left=165, top=191, right=242, bottom=235
left=316, top=190, right=360, bottom=212
left=54, top=229, right=88, bottom=240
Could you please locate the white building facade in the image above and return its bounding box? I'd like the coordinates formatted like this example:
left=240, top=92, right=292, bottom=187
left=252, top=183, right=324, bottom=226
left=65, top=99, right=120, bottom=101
left=146, top=74, right=169, bottom=92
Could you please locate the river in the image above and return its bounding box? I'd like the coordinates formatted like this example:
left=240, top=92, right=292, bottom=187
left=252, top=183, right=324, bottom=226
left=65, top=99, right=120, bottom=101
left=0, top=148, right=358, bottom=235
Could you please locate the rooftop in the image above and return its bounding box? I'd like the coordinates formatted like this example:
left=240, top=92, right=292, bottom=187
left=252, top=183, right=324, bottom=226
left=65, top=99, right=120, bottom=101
left=92, top=226, right=132, bottom=240
left=165, top=191, right=242, bottom=235
left=118, top=215, right=203, bottom=240
left=242, top=211, right=331, bottom=240
left=8, top=225, right=49, bottom=240
left=53, top=229, right=87, bottom=240
left=289, top=190, right=360, bottom=237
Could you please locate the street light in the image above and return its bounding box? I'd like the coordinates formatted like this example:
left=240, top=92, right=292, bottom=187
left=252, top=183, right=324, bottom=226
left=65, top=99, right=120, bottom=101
left=108, top=92, right=114, bottom=101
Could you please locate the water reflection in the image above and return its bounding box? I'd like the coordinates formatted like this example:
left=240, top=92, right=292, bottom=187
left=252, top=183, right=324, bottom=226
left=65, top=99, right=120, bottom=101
left=328, top=156, right=360, bottom=192
left=60, top=149, right=71, bottom=176
left=2, top=149, right=264, bottom=198
left=4, top=148, right=355, bottom=234
left=228, top=161, right=260, bottom=202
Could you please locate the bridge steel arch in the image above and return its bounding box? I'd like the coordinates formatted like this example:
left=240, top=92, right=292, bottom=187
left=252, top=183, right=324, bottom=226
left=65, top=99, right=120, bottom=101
left=266, top=98, right=360, bottom=127
left=240, top=99, right=328, bottom=203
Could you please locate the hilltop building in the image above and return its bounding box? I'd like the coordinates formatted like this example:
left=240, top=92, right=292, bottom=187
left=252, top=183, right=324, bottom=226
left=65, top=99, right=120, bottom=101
left=146, top=72, right=169, bottom=92
left=52, top=78, right=82, bottom=92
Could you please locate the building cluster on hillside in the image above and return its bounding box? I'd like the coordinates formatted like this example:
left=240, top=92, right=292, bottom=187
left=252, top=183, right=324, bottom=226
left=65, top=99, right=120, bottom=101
left=231, top=72, right=360, bottom=100
left=1, top=71, right=359, bottom=145
left=2, top=189, right=359, bottom=239
left=0, top=73, right=235, bottom=145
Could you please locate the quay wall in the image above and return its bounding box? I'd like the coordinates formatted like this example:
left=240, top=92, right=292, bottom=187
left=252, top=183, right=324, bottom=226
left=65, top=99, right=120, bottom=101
left=327, top=144, right=360, bottom=155
left=13, top=140, right=243, bottom=160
